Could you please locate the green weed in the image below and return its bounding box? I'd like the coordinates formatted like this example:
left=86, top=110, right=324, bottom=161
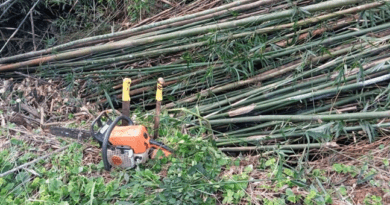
left=333, top=163, right=358, bottom=177
left=363, top=194, right=382, bottom=205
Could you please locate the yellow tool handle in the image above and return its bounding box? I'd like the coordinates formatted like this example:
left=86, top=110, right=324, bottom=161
left=156, top=83, right=163, bottom=101
left=156, top=78, right=164, bottom=102
left=122, top=78, right=131, bottom=102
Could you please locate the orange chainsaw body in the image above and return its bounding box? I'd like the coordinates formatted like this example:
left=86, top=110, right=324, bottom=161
left=109, top=125, right=150, bottom=154
left=109, top=125, right=171, bottom=157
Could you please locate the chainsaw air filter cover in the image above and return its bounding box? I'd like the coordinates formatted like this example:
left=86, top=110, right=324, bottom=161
left=109, top=125, right=151, bottom=154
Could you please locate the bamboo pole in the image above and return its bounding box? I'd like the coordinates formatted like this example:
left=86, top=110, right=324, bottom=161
left=215, top=89, right=380, bottom=139
left=0, top=0, right=365, bottom=71
left=216, top=123, right=390, bottom=146
left=0, top=0, right=258, bottom=64
left=167, top=39, right=386, bottom=111
left=208, top=111, right=390, bottom=125
left=219, top=142, right=339, bottom=152
left=206, top=49, right=390, bottom=119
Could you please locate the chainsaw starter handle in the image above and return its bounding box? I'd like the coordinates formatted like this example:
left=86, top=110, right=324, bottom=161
left=102, top=115, right=133, bottom=171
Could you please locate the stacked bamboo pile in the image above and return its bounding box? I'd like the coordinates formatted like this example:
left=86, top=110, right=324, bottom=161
left=1, top=0, right=390, bottom=151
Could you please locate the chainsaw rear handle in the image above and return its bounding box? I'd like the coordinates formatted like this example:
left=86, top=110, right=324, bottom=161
left=102, top=115, right=133, bottom=171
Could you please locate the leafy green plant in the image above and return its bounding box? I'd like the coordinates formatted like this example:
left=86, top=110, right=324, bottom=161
left=304, top=189, right=318, bottom=205
left=286, top=188, right=300, bottom=203
left=68, top=113, right=75, bottom=119
left=221, top=165, right=252, bottom=204
left=339, top=186, right=347, bottom=196
left=333, top=163, right=358, bottom=177
left=127, top=0, right=155, bottom=21
left=311, top=169, right=327, bottom=181
left=383, top=159, right=389, bottom=167
left=363, top=194, right=382, bottom=205
left=263, top=197, right=286, bottom=205
left=303, top=188, right=333, bottom=205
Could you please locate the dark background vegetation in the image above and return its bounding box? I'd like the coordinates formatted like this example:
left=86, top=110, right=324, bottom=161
left=0, top=0, right=162, bottom=57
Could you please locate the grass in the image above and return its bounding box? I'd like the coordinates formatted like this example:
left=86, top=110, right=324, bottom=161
left=1, top=109, right=390, bottom=204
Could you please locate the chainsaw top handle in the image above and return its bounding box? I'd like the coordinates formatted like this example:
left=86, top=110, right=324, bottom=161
left=90, top=111, right=133, bottom=145
left=102, top=115, right=133, bottom=171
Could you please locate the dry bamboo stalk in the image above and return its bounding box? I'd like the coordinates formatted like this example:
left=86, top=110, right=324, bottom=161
left=275, top=17, right=356, bottom=47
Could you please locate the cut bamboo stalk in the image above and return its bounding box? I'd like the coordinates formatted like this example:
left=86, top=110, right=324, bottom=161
left=208, top=111, right=390, bottom=125
left=169, top=39, right=381, bottom=111
left=216, top=122, right=390, bottom=146
left=219, top=142, right=339, bottom=152
left=206, top=45, right=390, bottom=119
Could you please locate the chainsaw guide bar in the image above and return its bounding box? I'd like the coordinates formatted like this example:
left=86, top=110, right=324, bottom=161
left=50, top=127, right=92, bottom=140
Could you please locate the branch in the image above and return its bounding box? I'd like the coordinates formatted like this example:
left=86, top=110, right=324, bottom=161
left=0, top=0, right=14, bottom=9
left=0, top=0, right=41, bottom=54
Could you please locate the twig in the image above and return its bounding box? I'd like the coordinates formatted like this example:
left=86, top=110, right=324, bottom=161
left=0, top=0, right=41, bottom=53
left=22, top=168, right=40, bottom=176
left=67, top=0, right=79, bottom=17
left=14, top=72, right=53, bottom=85
left=30, top=11, right=36, bottom=51
left=0, top=0, right=14, bottom=9
left=159, top=0, right=175, bottom=7
left=19, top=103, right=40, bottom=118
left=0, top=0, right=17, bottom=19
left=0, top=144, right=70, bottom=178
left=40, top=107, right=44, bottom=126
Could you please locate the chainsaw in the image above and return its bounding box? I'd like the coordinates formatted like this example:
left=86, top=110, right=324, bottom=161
left=50, top=78, right=173, bottom=171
